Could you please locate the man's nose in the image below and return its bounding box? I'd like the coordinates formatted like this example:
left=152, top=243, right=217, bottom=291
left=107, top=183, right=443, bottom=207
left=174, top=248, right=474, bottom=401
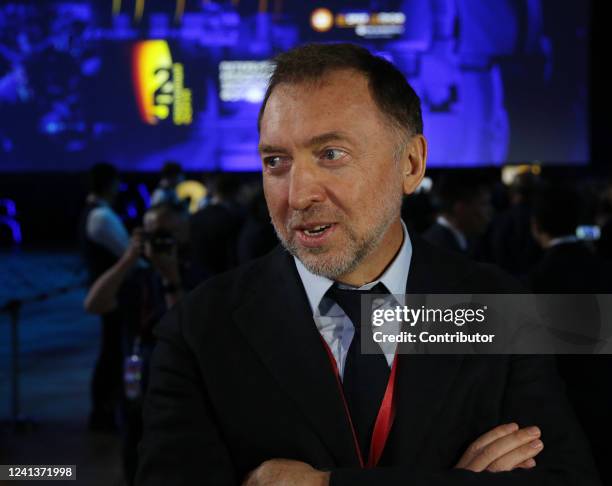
left=288, top=160, right=326, bottom=211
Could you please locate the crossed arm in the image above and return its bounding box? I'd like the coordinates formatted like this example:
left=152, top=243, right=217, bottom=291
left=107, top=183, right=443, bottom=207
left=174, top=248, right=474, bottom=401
left=137, top=308, right=601, bottom=486
left=244, top=423, right=545, bottom=485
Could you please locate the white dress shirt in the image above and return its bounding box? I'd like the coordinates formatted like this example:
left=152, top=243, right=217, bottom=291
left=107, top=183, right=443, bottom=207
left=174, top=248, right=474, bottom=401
left=86, top=197, right=130, bottom=258
left=294, top=221, right=412, bottom=379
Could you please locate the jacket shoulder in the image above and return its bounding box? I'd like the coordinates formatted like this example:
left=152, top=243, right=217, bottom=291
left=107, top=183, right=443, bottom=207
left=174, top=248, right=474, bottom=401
left=185, top=246, right=285, bottom=308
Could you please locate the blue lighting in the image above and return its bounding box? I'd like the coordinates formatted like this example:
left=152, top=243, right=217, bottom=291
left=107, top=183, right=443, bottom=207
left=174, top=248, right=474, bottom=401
left=0, top=0, right=590, bottom=171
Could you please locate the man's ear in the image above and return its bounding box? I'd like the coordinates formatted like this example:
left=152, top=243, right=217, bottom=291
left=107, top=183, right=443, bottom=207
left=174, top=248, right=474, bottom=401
left=402, top=134, right=427, bottom=195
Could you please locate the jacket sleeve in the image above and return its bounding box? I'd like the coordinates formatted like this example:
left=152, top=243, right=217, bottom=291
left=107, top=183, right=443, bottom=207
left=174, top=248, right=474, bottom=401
left=330, top=356, right=602, bottom=486
left=135, top=304, right=237, bottom=486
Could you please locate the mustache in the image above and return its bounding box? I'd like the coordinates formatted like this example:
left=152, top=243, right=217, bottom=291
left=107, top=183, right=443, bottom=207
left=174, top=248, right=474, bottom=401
left=285, top=206, right=343, bottom=229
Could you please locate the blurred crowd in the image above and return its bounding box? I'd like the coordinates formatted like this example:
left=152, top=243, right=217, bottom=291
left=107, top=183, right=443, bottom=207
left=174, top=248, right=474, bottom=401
left=79, top=161, right=612, bottom=485
left=404, top=170, right=612, bottom=288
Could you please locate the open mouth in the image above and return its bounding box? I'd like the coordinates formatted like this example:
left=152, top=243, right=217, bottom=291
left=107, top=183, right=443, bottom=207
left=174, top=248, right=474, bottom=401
left=302, top=224, right=332, bottom=236
left=294, top=223, right=336, bottom=247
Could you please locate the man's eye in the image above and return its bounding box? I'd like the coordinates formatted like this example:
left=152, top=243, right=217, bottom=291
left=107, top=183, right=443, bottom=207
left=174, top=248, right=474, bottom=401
left=263, top=156, right=284, bottom=169
left=322, top=149, right=346, bottom=161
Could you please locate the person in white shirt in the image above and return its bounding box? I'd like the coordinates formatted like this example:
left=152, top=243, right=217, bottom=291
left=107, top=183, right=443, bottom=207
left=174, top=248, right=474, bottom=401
left=150, top=161, right=185, bottom=207
left=78, top=162, right=128, bottom=432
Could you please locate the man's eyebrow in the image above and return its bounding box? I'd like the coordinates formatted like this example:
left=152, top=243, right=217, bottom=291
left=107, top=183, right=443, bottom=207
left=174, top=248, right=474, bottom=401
left=258, top=131, right=355, bottom=154
left=305, top=131, right=354, bottom=148
left=258, top=143, right=287, bottom=154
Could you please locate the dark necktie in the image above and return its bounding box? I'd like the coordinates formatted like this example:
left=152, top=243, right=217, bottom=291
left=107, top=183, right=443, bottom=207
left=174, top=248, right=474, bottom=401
left=327, top=283, right=390, bottom=460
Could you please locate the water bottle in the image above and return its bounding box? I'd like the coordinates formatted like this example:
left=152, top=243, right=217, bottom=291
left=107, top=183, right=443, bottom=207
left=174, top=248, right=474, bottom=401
left=124, top=338, right=143, bottom=401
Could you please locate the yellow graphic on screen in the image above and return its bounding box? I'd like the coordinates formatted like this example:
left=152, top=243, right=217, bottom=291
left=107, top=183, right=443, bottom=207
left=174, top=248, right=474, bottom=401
left=132, top=40, right=192, bottom=126
left=176, top=180, right=207, bottom=214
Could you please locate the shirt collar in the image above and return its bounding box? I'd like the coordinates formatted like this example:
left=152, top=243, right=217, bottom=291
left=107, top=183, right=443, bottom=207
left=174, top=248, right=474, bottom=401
left=294, top=220, right=412, bottom=314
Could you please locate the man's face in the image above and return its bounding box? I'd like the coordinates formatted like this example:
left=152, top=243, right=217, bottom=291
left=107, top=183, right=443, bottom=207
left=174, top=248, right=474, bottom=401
left=259, top=69, right=405, bottom=279
left=142, top=209, right=183, bottom=258
left=143, top=210, right=169, bottom=235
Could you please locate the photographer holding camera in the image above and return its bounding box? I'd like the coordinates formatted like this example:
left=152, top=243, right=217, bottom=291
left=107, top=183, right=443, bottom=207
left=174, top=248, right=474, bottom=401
left=84, top=201, right=204, bottom=486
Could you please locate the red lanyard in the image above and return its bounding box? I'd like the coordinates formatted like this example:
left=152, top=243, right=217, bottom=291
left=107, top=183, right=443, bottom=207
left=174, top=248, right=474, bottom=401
left=319, top=336, right=399, bottom=468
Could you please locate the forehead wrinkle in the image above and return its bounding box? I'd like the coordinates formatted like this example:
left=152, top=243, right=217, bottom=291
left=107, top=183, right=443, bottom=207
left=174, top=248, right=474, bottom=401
left=260, top=71, right=392, bottom=158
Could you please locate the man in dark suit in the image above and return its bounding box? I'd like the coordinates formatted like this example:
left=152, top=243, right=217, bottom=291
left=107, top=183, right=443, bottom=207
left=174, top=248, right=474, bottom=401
left=190, top=173, right=244, bottom=277
left=529, top=184, right=611, bottom=293
left=529, top=184, right=612, bottom=486
left=486, top=173, right=542, bottom=277
left=423, top=173, right=492, bottom=256
left=136, top=44, right=600, bottom=485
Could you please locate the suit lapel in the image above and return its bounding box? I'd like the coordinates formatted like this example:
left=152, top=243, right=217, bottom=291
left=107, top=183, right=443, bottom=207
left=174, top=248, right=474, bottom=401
left=232, top=249, right=360, bottom=467
left=387, top=235, right=464, bottom=462
left=234, top=236, right=467, bottom=466
left=388, top=354, right=463, bottom=464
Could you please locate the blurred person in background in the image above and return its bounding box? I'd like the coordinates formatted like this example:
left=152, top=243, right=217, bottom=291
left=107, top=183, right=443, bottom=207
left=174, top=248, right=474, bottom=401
left=423, top=172, right=492, bottom=255
left=80, top=162, right=129, bottom=278
left=529, top=184, right=610, bottom=292
left=400, top=191, right=436, bottom=235
left=78, top=161, right=129, bottom=432
left=237, top=186, right=278, bottom=264
left=487, top=172, right=542, bottom=277
left=190, top=172, right=244, bottom=277
left=84, top=201, right=204, bottom=486
left=528, top=183, right=612, bottom=486
left=150, top=161, right=185, bottom=207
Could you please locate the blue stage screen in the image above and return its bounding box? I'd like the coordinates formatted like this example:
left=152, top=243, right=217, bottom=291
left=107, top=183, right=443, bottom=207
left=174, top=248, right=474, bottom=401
left=0, top=0, right=589, bottom=171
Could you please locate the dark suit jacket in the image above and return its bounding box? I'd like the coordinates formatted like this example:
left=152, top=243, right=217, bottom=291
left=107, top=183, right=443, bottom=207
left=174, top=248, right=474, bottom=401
left=423, top=222, right=464, bottom=254
left=528, top=241, right=612, bottom=293
left=528, top=241, right=612, bottom=486
left=486, top=203, right=542, bottom=277
left=136, top=236, right=600, bottom=486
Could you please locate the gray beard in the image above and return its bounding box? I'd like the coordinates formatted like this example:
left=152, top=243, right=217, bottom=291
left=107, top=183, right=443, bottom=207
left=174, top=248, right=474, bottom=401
left=273, top=214, right=396, bottom=280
